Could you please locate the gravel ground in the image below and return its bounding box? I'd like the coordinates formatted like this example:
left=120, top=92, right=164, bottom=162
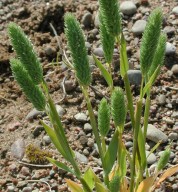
left=0, top=0, right=178, bottom=191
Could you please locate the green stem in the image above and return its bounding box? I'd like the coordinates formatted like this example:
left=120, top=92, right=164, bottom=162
left=82, top=86, right=110, bottom=188
left=101, top=136, right=106, bottom=153
left=143, top=91, right=151, bottom=141
left=130, top=99, right=142, bottom=192
left=123, top=74, right=135, bottom=129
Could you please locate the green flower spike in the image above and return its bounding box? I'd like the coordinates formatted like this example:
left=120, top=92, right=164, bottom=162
left=157, top=147, right=171, bottom=172
left=64, top=13, right=91, bottom=87
left=98, top=98, right=110, bottom=137
left=8, top=22, right=43, bottom=85
left=148, top=33, right=167, bottom=77
left=99, top=12, right=115, bottom=64
left=99, top=0, right=121, bottom=36
left=111, top=87, right=126, bottom=129
left=10, top=59, right=46, bottom=111
left=140, top=8, right=163, bottom=76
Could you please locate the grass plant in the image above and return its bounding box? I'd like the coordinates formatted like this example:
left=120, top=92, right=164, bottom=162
left=8, top=1, right=178, bottom=191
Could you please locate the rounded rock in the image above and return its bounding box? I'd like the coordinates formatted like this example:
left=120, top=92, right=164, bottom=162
left=84, top=123, right=92, bottom=132
left=120, top=1, right=137, bottom=15
left=172, top=6, right=178, bottom=15
left=93, top=47, right=104, bottom=57
left=168, top=133, right=178, bottom=140
left=7, top=186, right=15, bottom=192
left=74, top=113, right=88, bottom=122
left=22, top=187, right=32, bottom=192
left=132, top=20, right=147, bottom=36
left=171, top=64, right=178, bottom=75
left=81, top=12, right=93, bottom=28
left=157, top=94, right=166, bottom=105
left=165, top=42, right=176, bottom=55
left=127, top=70, right=142, bottom=85
left=43, top=135, right=51, bottom=145
left=146, top=151, right=157, bottom=165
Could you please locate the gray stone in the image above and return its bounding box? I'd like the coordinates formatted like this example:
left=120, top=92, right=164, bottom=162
left=63, top=80, right=76, bottom=92
left=75, top=151, right=88, bottom=164
left=85, top=42, right=91, bottom=51
left=7, top=186, right=15, bottom=192
left=172, top=111, right=178, bottom=119
left=120, top=1, right=137, bottom=15
left=145, top=124, right=168, bottom=143
left=125, top=141, right=133, bottom=148
left=172, top=6, right=178, bottom=15
left=83, top=148, right=89, bottom=156
left=26, top=108, right=44, bottom=120
left=93, top=47, right=104, bottom=57
left=45, top=46, right=56, bottom=56
left=74, top=113, right=88, bottom=122
left=163, top=26, right=175, bottom=35
left=127, top=70, right=142, bottom=85
left=146, top=151, right=157, bottom=165
left=11, top=139, right=25, bottom=160
left=33, top=126, right=44, bottom=138
left=168, top=133, right=178, bottom=140
left=20, top=166, right=30, bottom=176
left=165, top=42, right=176, bottom=55
left=171, top=64, right=178, bottom=75
left=55, top=105, right=66, bottom=117
left=43, top=135, right=51, bottom=145
left=132, top=20, right=147, bottom=36
left=79, top=135, right=88, bottom=145
left=87, top=138, right=94, bottom=147
left=157, top=94, right=166, bottom=105
left=22, top=187, right=32, bottom=192
left=84, top=123, right=92, bottom=132
left=81, top=12, right=93, bottom=27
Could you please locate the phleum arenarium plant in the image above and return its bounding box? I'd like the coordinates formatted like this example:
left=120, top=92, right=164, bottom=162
left=8, top=0, right=178, bottom=191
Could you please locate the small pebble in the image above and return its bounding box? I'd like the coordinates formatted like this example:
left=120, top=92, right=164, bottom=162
left=74, top=113, right=88, bottom=122
left=79, top=135, right=88, bottom=145
left=7, top=186, right=15, bottom=192
left=55, top=105, right=66, bottom=117
left=127, top=70, right=142, bottom=85
left=157, top=94, right=166, bottom=105
left=75, top=151, right=88, bottom=164
left=81, top=12, right=93, bottom=27
left=84, top=123, right=92, bottom=132
left=20, top=166, right=30, bottom=176
left=132, top=20, right=147, bottom=36
left=22, top=187, right=32, bottom=192
left=145, top=124, right=168, bottom=143
left=165, top=42, right=176, bottom=55
left=146, top=151, right=157, bottom=165
left=93, top=47, right=104, bottom=57
left=172, top=6, right=178, bottom=15
left=120, top=1, right=137, bottom=15
left=43, top=135, right=51, bottom=145
left=171, top=64, right=178, bottom=75
left=87, top=138, right=94, bottom=147
left=168, top=133, right=178, bottom=140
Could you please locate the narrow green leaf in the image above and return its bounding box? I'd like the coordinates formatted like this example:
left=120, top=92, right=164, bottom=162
left=142, top=65, right=161, bottom=97
left=109, top=175, right=120, bottom=192
left=119, top=142, right=127, bottom=178
left=120, top=33, right=129, bottom=78
left=83, top=167, right=102, bottom=190
left=93, top=54, right=113, bottom=88
left=66, top=179, right=84, bottom=192
left=47, top=157, right=76, bottom=176
left=40, top=120, right=70, bottom=162
left=138, top=129, right=147, bottom=170
left=95, top=182, right=110, bottom=192
left=104, top=130, right=119, bottom=175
